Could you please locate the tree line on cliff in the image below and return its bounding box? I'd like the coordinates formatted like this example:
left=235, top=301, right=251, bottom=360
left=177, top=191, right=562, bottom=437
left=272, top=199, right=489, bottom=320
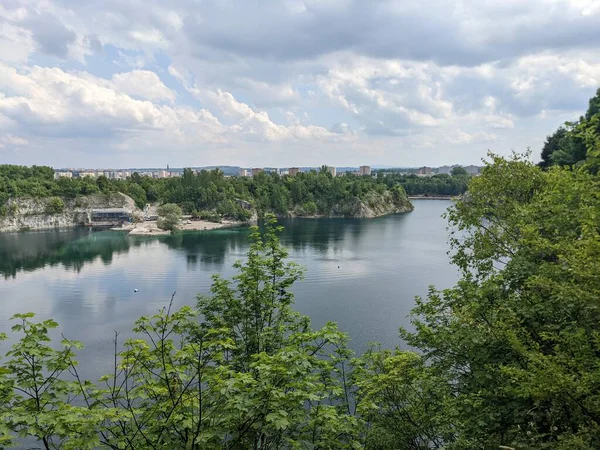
left=0, top=165, right=411, bottom=220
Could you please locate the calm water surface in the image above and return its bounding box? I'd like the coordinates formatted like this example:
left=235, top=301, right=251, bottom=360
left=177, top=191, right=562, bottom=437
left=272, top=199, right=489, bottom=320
left=0, top=200, right=457, bottom=378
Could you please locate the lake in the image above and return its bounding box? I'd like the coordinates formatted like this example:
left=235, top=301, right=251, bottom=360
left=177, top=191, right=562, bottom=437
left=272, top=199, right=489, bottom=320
left=0, top=200, right=458, bottom=379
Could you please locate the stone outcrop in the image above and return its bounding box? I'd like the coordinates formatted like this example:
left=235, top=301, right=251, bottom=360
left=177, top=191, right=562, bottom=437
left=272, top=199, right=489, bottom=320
left=0, top=193, right=139, bottom=233
left=329, top=191, right=413, bottom=218
left=290, top=189, right=413, bottom=218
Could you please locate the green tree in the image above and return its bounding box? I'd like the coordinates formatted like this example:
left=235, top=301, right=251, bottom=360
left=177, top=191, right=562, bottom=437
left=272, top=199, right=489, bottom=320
left=548, top=122, right=587, bottom=167
left=194, top=216, right=359, bottom=447
left=539, top=88, right=600, bottom=169
left=450, top=166, right=467, bottom=176
left=130, top=172, right=142, bottom=184
left=585, top=87, right=600, bottom=120
left=354, top=348, right=451, bottom=449
left=96, top=175, right=109, bottom=192
left=1, top=314, right=103, bottom=449
left=55, top=177, right=79, bottom=198
left=302, top=201, right=318, bottom=215
left=539, top=127, right=567, bottom=168
left=157, top=203, right=182, bottom=231
left=124, top=183, right=147, bottom=209
left=45, top=197, right=65, bottom=214
left=398, top=153, right=600, bottom=449
left=1, top=164, right=414, bottom=221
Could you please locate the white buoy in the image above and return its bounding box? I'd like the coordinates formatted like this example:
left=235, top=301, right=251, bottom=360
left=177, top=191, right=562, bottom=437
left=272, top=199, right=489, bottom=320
left=134, top=289, right=139, bottom=293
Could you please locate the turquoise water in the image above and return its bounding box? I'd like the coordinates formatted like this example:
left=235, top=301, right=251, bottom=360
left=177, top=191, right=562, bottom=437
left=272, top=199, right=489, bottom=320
left=0, top=200, right=457, bottom=378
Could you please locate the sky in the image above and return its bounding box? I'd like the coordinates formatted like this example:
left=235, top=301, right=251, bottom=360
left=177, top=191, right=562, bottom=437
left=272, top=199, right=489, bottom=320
left=0, top=1, right=599, bottom=169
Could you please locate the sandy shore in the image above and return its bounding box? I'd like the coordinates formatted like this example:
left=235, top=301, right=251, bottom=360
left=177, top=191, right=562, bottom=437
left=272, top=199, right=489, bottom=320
left=179, top=219, right=242, bottom=231
left=112, top=219, right=244, bottom=236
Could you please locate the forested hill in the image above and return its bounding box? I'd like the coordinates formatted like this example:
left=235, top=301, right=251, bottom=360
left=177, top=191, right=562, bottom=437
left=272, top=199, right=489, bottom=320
left=0, top=165, right=413, bottom=221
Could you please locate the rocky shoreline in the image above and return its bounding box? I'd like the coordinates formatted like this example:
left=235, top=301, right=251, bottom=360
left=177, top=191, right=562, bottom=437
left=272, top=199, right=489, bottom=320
left=0, top=193, right=137, bottom=233
left=1, top=190, right=414, bottom=233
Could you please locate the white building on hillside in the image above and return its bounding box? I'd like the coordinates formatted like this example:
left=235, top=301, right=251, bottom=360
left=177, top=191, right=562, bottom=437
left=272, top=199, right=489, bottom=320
left=464, top=165, right=481, bottom=175
left=359, top=165, right=371, bottom=176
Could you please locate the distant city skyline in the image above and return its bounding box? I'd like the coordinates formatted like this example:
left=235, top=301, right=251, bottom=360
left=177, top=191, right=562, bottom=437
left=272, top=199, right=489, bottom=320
left=51, top=163, right=484, bottom=181
left=52, top=163, right=482, bottom=172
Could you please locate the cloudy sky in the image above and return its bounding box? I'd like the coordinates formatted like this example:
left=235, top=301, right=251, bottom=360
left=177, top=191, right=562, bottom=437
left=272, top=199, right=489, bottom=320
left=1, top=0, right=599, bottom=168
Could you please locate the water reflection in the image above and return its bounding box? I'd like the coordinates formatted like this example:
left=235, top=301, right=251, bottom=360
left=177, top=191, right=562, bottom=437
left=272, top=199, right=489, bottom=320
left=0, top=228, right=250, bottom=279
left=161, top=229, right=250, bottom=270
left=0, top=229, right=131, bottom=278
left=278, top=218, right=367, bottom=254
left=0, top=220, right=371, bottom=279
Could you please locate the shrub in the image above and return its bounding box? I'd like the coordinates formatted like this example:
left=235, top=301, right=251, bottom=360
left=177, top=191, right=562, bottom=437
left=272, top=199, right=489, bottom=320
left=234, top=207, right=251, bottom=221
left=45, top=197, right=65, bottom=214
left=302, top=201, right=318, bottom=215
left=197, top=210, right=221, bottom=223
left=157, top=203, right=182, bottom=230
left=8, top=203, right=19, bottom=216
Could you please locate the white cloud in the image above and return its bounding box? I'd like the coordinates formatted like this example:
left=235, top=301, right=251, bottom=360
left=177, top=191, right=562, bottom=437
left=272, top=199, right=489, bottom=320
left=569, top=0, right=600, bottom=16
left=0, top=21, right=34, bottom=62
left=513, top=53, right=600, bottom=90
left=330, top=122, right=356, bottom=135
left=200, top=88, right=336, bottom=141
left=234, top=78, right=299, bottom=107
left=0, top=134, right=28, bottom=148
left=111, top=70, right=175, bottom=102
left=130, top=28, right=166, bottom=45
left=0, top=63, right=221, bottom=139
left=319, top=57, right=454, bottom=122
left=0, top=63, right=355, bottom=166
left=445, top=130, right=499, bottom=145
left=167, top=65, right=189, bottom=87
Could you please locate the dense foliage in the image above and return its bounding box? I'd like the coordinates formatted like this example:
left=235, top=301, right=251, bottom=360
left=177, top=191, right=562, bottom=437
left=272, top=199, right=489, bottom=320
left=156, top=203, right=182, bottom=231
left=398, top=155, right=600, bottom=449
left=376, top=172, right=469, bottom=196
left=364, top=152, right=600, bottom=449
left=2, top=147, right=600, bottom=448
left=0, top=166, right=411, bottom=220
left=0, top=166, right=101, bottom=215
left=116, top=166, right=411, bottom=219
left=539, top=88, right=600, bottom=172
